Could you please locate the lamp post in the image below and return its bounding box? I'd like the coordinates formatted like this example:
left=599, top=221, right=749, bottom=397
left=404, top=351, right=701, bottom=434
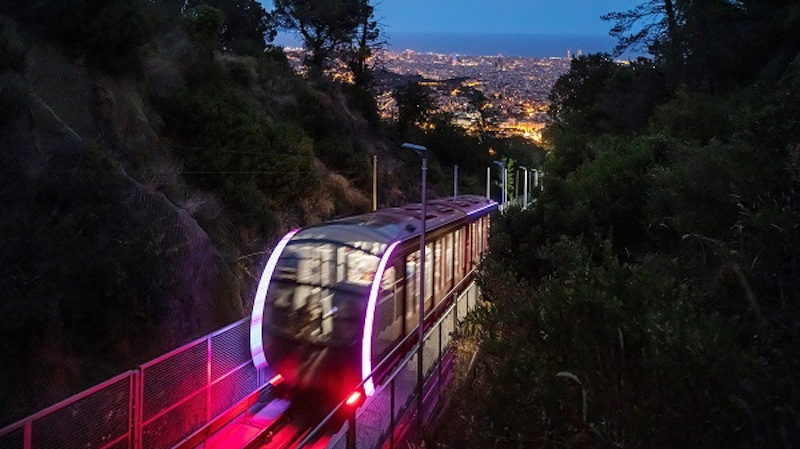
left=493, top=160, right=506, bottom=212
left=453, top=164, right=459, bottom=197
left=402, top=142, right=427, bottom=432
left=485, top=166, right=491, bottom=199
left=372, top=155, right=378, bottom=211
left=519, top=165, right=528, bottom=209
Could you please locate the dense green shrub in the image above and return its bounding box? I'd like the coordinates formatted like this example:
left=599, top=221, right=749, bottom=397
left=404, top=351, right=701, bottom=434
left=437, top=27, right=800, bottom=449
left=165, top=84, right=318, bottom=232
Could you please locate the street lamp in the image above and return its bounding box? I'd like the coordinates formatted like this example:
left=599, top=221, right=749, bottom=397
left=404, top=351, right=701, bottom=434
left=485, top=166, right=491, bottom=199
left=519, top=165, right=528, bottom=209
left=453, top=164, right=459, bottom=197
left=493, top=160, right=506, bottom=211
left=402, top=142, right=427, bottom=432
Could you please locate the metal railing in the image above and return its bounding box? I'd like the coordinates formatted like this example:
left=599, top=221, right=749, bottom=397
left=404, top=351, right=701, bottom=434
left=297, top=278, right=481, bottom=449
left=0, top=279, right=482, bottom=449
left=0, top=318, right=268, bottom=449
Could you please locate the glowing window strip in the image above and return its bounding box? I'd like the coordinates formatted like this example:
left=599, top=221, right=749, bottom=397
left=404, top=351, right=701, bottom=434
left=249, top=229, right=300, bottom=370
left=361, top=241, right=400, bottom=396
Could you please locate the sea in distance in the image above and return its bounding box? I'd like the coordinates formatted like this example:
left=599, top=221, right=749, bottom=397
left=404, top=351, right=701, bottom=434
left=274, top=32, right=628, bottom=59
left=385, top=32, right=620, bottom=58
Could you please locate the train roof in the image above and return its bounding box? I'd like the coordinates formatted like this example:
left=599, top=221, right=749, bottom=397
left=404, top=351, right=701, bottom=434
left=291, top=195, right=497, bottom=251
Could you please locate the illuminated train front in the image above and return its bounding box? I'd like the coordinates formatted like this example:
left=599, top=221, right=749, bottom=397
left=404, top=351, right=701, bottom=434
left=249, top=195, right=497, bottom=403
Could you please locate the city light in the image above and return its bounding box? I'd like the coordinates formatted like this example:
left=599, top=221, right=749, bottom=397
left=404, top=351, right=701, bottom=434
left=281, top=47, right=570, bottom=141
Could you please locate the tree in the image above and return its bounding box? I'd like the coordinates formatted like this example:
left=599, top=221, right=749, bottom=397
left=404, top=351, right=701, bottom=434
left=548, top=53, right=618, bottom=133
left=344, top=0, right=381, bottom=87
left=466, top=89, right=498, bottom=142
left=185, top=4, right=225, bottom=57
left=186, top=0, right=274, bottom=55
left=602, top=0, right=679, bottom=58
left=271, top=0, right=367, bottom=76
left=603, top=0, right=800, bottom=91
left=393, top=80, right=435, bottom=134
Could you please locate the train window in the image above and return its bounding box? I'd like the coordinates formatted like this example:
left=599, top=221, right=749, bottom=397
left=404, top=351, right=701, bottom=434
left=434, top=239, right=443, bottom=298
left=470, top=222, right=478, bottom=263
left=266, top=241, right=383, bottom=347
left=372, top=266, right=402, bottom=362
left=405, top=252, right=417, bottom=316
left=344, top=248, right=379, bottom=285
left=445, top=233, right=454, bottom=287
left=425, top=243, right=434, bottom=309
left=482, top=216, right=489, bottom=256
left=393, top=262, right=405, bottom=322
left=454, top=228, right=463, bottom=280
left=405, top=252, right=420, bottom=334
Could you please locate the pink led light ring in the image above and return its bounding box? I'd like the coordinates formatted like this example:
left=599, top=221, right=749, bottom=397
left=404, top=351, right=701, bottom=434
left=249, top=229, right=300, bottom=370
left=362, top=241, right=400, bottom=396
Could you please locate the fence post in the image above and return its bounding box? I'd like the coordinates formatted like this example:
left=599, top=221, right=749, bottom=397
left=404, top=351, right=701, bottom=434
left=346, top=411, right=357, bottom=449
left=389, top=380, right=395, bottom=449
left=23, top=421, right=32, bottom=449
left=438, top=322, right=443, bottom=395
left=135, top=368, right=143, bottom=449
left=131, top=371, right=139, bottom=449
left=206, top=337, right=212, bottom=424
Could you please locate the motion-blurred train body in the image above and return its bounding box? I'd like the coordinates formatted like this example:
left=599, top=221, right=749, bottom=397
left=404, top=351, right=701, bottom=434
left=249, top=195, right=496, bottom=402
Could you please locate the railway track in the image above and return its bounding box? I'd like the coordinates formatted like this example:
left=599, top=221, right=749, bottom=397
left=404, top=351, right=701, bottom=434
left=245, top=399, right=335, bottom=449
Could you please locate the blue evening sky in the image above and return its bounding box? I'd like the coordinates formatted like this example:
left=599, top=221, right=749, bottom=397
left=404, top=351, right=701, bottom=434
left=373, top=0, right=640, bottom=36
left=265, top=1, right=643, bottom=54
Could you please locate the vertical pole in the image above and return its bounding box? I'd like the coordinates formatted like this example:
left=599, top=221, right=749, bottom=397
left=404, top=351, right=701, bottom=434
left=502, top=167, right=507, bottom=211
left=438, top=322, right=443, bottom=396
left=485, top=167, right=490, bottom=199
left=206, top=338, right=212, bottom=423
left=346, top=411, right=357, bottom=449
left=135, top=368, right=143, bottom=449
left=390, top=380, right=396, bottom=449
left=453, top=164, right=458, bottom=197
left=372, top=155, right=377, bottom=211
left=523, top=169, right=529, bottom=209
left=24, top=420, right=32, bottom=449
left=129, top=372, right=137, bottom=449
left=418, top=155, right=427, bottom=433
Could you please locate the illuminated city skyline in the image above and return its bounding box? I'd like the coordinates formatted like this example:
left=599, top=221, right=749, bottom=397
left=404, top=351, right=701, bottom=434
left=372, top=50, right=570, bottom=141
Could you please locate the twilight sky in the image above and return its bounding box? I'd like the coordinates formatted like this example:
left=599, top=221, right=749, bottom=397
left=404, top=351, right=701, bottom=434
left=266, top=0, right=643, bottom=55
left=373, top=0, right=640, bottom=36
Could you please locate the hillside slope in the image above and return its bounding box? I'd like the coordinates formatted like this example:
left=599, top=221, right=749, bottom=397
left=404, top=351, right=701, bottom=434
left=0, top=12, right=395, bottom=425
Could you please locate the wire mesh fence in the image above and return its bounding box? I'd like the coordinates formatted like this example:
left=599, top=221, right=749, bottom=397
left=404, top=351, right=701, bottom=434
left=0, top=318, right=265, bottom=449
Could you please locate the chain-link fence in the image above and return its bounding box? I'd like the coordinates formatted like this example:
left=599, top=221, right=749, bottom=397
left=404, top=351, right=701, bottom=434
left=0, top=318, right=265, bottom=449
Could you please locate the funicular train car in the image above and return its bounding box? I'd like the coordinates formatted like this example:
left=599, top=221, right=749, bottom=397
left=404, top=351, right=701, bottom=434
left=249, top=195, right=497, bottom=403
